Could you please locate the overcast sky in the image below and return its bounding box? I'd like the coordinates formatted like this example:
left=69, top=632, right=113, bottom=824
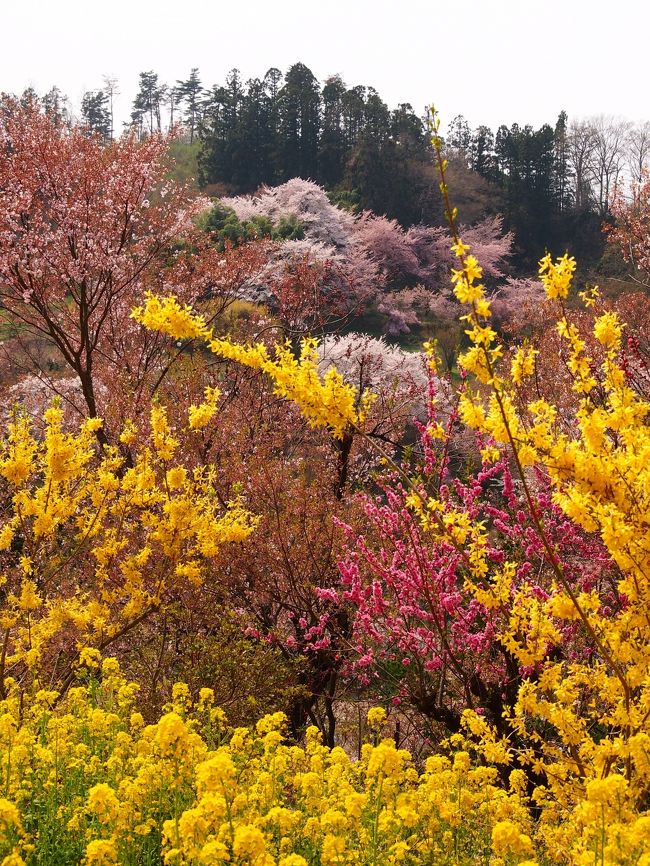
left=3, top=0, right=649, bottom=133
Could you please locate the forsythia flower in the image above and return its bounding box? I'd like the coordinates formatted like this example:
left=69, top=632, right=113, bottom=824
left=593, top=310, right=623, bottom=349
left=188, top=386, right=221, bottom=431
left=133, top=294, right=372, bottom=439
left=208, top=336, right=364, bottom=439
left=538, top=252, right=576, bottom=299
left=510, top=345, right=538, bottom=384
left=131, top=294, right=211, bottom=340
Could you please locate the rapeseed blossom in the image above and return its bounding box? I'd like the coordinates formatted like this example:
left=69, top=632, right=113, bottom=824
left=0, top=667, right=553, bottom=865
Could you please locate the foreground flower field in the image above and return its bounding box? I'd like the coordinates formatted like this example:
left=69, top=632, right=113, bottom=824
left=1, top=661, right=648, bottom=866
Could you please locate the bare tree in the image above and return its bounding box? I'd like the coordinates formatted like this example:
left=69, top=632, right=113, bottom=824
left=589, top=115, right=631, bottom=216
left=102, top=74, right=119, bottom=140
left=627, top=121, right=650, bottom=187
left=568, top=120, right=596, bottom=212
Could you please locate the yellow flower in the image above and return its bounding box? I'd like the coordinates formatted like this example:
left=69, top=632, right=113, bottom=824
left=16, top=580, right=41, bottom=611
left=593, top=311, right=623, bottom=349
left=511, top=345, right=538, bottom=384
left=256, top=711, right=287, bottom=735
left=491, top=820, right=533, bottom=856
left=78, top=647, right=102, bottom=669
left=1, top=854, right=26, bottom=866
left=321, top=834, right=346, bottom=866
left=367, top=740, right=407, bottom=779
left=233, top=824, right=266, bottom=861
left=196, top=752, right=236, bottom=795
left=0, top=798, right=21, bottom=833
left=87, top=783, right=119, bottom=824
left=0, top=523, right=14, bottom=551
left=131, top=294, right=211, bottom=341
left=84, top=839, right=118, bottom=866
left=166, top=466, right=187, bottom=490
left=119, top=419, right=137, bottom=445
left=547, top=594, right=581, bottom=621
left=451, top=239, right=471, bottom=258
left=155, top=712, right=189, bottom=758
left=101, top=658, right=121, bottom=677
left=585, top=774, right=628, bottom=804
left=199, top=840, right=231, bottom=864
left=366, top=707, right=387, bottom=730
left=538, top=252, right=576, bottom=299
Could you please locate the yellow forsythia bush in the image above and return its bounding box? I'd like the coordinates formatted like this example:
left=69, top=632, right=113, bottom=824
left=0, top=403, right=256, bottom=697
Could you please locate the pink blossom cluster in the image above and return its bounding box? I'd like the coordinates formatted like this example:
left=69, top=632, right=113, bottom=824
left=217, top=180, right=518, bottom=336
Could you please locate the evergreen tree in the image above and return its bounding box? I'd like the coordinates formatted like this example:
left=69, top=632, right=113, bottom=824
left=447, top=114, right=471, bottom=162
left=237, top=76, right=277, bottom=189
left=341, top=85, right=366, bottom=151
left=261, top=67, right=283, bottom=183
left=42, top=86, right=70, bottom=125
left=553, top=111, right=573, bottom=213
left=131, top=71, right=167, bottom=137
left=81, top=90, right=111, bottom=141
left=176, top=68, right=204, bottom=143
left=346, top=90, right=430, bottom=225
left=345, top=87, right=391, bottom=216
left=102, top=76, right=119, bottom=140
left=278, top=63, right=321, bottom=181
left=319, top=75, right=347, bottom=187
left=469, top=125, right=496, bottom=178
left=390, top=103, right=427, bottom=160
left=492, top=123, right=557, bottom=261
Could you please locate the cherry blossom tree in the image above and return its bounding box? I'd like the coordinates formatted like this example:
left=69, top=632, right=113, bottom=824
left=608, top=170, right=650, bottom=283
left=0, top=98, right=273, bottom=440
left=0, top=99, right=202, bottom=435
left=223, top=178, right=355, bottom=248
left=216, top=180, right=514, bottom=338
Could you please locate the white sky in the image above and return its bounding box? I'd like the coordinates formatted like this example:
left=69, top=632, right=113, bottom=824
left=3, top=0, right=649, bottom=133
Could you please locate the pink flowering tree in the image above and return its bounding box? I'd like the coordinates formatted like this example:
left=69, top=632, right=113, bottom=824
left=0, top=98, right=230, bottom=439
left=216, top=180, right=515, bottom=338
left=608, top=170, right=650, bottom=283
left=305, top=379, right=616, bottom=763
left=223, top=178, right=357, bottom=248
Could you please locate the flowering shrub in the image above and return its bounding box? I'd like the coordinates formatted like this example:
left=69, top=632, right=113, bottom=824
left=131, top=297, right=372, bottom=440
left=0, top=402, right=256, bottom=697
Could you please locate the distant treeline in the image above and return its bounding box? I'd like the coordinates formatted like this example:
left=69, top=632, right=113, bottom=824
left=7, top=66, right=650, bottom=269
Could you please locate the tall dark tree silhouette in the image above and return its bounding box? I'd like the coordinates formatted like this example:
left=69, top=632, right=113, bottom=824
left=319, top=75, right=347, bottom=187
left=131, top=71, right=167, bottom=137
left=176, top=68, right=204, bottom=142
left=278, top=63, right=321, bottom=181
left=81, top=90, right=111, bottom=141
